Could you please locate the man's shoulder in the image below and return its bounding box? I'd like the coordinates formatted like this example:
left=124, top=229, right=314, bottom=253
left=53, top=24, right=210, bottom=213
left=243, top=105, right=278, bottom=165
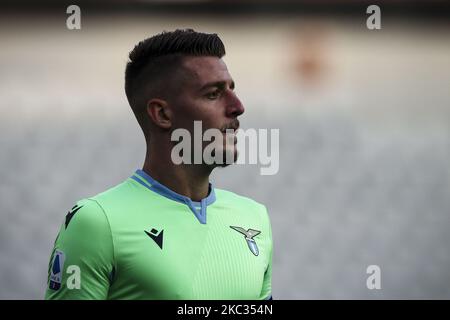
left=89, top=178, right=136, bottom=202
left=70, top=178, right=139, bottom=218
left=62, top=178, right=145, bottom=231
left=215, top=188, right=267, bottom=213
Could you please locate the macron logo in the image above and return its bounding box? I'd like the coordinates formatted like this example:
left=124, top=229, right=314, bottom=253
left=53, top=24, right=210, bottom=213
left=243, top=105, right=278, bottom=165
left=145, top=228, right=164, bottom=249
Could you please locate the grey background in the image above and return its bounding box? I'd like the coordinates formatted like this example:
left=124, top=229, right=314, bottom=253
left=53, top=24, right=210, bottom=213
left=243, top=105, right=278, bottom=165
left=1, top=9, right=449, bottom=299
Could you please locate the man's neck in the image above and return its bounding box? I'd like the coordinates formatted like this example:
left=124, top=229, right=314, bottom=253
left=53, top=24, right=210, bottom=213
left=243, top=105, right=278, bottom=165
left=142, top=148, right=212, bottom=202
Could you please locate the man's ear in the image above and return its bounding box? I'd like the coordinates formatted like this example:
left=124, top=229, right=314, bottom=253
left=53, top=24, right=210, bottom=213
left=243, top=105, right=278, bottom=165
left=146, top=98, right=172, bottom=129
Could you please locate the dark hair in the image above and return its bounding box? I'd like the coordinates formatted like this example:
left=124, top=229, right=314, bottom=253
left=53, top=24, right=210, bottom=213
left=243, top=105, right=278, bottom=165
left=125, top=29, right=226, bottom=134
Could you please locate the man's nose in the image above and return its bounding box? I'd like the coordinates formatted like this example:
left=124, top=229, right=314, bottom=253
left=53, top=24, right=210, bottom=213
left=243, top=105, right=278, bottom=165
left=225, top=91, right=245, bottom=118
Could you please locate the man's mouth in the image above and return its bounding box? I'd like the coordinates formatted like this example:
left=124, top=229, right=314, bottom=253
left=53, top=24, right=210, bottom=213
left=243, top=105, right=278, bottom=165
left=217, top=120, right=240, bottom=147
left=221, top=120, right=240, bottom=133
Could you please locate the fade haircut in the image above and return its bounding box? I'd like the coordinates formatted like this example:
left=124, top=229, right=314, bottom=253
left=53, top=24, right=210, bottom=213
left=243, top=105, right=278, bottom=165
left=124, top=29, right=226, bottom=136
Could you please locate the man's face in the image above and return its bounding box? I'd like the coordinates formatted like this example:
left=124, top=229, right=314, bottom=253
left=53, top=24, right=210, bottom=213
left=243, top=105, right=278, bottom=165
left=170, top=56, right=245, bottom=167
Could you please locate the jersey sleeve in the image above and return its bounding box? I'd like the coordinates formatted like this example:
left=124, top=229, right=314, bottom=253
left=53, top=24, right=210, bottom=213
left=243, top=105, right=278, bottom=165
left=45, top=199, right=115, bottom=300
left=259, top=205, right=273, bottom=300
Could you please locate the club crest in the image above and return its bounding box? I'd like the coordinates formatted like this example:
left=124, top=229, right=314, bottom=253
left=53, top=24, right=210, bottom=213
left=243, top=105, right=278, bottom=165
left=230, top=226, right=261, bottom=256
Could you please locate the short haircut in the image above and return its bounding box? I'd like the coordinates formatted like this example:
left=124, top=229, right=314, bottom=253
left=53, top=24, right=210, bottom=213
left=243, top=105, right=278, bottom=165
left=124, top=29, right=226, bottom=135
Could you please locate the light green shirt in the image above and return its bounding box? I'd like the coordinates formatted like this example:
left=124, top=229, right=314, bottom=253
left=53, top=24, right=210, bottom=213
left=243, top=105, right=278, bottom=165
left=45, top=169, right=273, bottom=300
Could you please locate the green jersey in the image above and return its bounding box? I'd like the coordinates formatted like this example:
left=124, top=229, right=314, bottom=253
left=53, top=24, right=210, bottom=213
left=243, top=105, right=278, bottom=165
left=45, top=169, right=273, bottom=300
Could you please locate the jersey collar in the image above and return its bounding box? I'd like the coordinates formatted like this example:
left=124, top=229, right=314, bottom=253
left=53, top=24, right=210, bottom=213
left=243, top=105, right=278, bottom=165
left=131, top=169, right=216, bottom=224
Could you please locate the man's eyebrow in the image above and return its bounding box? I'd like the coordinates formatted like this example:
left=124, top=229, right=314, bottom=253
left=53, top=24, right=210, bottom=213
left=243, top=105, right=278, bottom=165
left=199, top=80, right=235, bottom=91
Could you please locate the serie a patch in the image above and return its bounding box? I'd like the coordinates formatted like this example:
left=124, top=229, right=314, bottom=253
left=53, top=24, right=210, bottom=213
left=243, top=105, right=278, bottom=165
left=49, top=249, right=65, bottom=291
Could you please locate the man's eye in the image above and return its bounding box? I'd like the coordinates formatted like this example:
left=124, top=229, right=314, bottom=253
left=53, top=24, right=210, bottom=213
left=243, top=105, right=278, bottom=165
left=206, top=91, right=220, bottom=100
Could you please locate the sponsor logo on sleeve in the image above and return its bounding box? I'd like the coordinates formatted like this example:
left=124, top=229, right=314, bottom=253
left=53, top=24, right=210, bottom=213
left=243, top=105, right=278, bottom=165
left=49, top=250, right=65, bottom=291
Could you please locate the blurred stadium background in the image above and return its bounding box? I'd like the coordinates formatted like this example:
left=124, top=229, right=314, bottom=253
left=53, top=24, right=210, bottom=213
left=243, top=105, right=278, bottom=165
left=0, top=0, right=449, bottom=299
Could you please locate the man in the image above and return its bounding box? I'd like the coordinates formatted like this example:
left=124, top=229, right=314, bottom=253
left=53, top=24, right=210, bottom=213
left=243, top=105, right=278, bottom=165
left=45, top=29, right=273, bottom=300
